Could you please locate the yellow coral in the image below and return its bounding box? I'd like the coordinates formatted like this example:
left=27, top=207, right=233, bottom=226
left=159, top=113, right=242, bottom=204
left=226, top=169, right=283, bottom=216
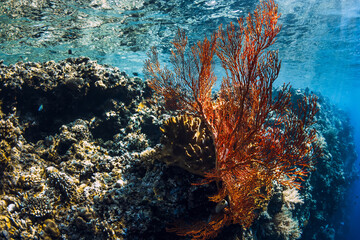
left=159, top=114, right=215, bottom=176
left=43, top=219, right=61, bottom=238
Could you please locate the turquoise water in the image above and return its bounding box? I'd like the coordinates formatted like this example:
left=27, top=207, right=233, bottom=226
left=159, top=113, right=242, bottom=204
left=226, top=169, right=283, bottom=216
left=1, top=0, right=358, bottom=108
left=1, top=0, right=359, bottom=239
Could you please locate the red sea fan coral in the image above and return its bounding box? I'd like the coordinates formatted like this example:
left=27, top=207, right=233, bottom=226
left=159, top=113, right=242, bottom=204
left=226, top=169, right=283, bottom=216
left=144, top=0, right=321, bottom=239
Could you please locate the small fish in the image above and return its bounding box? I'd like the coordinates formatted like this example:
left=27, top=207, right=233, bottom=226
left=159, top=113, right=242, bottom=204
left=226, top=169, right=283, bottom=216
left=38, top=104, right=43, bottom=112
left=207, top=198, right=229, bottom=223
left=215, top=199, right=229, bottom=213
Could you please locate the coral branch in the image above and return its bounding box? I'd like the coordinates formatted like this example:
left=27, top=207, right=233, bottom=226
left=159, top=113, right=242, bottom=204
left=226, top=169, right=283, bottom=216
left=144, top=28, right=217, bottom=113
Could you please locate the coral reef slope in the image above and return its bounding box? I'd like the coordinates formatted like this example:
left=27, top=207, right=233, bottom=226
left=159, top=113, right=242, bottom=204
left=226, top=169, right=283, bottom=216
left=0, top=58, right=357, bottom=240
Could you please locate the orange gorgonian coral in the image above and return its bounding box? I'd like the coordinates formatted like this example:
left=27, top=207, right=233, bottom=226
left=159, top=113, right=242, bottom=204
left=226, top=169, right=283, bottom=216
left=144, top=0, right=321, bottom=239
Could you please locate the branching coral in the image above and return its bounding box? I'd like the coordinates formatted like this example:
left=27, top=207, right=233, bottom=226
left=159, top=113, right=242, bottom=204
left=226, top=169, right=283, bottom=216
left=144, top=0, right=321, bottom=239
left=274, top=207, right=302, bottom=240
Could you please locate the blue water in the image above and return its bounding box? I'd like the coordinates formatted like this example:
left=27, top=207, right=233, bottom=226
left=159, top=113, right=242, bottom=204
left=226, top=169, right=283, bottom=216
left=1, top=0, right=359, bottom=238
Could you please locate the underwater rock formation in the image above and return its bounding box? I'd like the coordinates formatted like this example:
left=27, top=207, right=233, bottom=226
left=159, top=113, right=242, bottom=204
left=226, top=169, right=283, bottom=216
left=0, top=58, right=357, bottom=240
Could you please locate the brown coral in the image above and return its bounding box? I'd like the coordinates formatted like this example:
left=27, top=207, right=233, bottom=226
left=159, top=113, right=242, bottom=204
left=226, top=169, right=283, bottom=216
left=159, top=114, right=215, bottom=176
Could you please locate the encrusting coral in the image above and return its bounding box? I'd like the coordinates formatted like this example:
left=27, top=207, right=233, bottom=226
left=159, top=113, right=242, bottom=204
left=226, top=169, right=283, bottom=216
left=144, top=0, right=321, bottom=239
left=0, top=101, right=23, bottom=174
left=0, top=57, right=173, bottom=239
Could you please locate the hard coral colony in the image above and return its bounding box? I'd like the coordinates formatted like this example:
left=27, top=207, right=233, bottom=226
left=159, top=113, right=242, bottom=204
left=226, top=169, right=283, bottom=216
left=144, top=0, right=321, bottom=239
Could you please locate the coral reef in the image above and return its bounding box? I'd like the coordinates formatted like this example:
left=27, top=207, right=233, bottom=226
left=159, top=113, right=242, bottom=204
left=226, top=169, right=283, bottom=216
left=0, top=57, right=357, bottom=240
left=0, top=57, right=174, bottom=239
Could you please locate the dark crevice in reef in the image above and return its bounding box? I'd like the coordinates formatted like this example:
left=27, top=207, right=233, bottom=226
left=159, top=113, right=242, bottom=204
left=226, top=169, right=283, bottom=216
left=0, top=57, right=153, bottom=143
left=17, top=86, right=125, bottom=143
